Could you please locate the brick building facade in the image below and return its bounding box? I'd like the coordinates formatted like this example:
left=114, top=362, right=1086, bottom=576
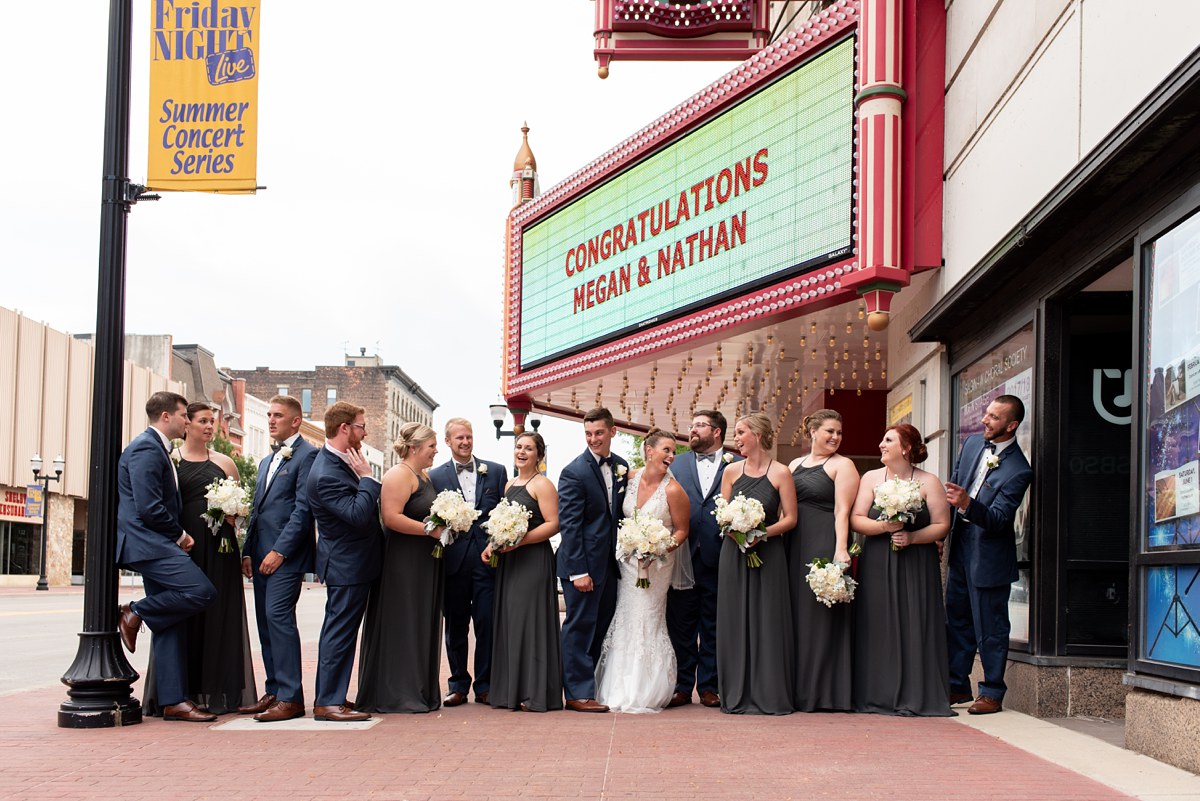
left=231, top=352, right=437, bottom=469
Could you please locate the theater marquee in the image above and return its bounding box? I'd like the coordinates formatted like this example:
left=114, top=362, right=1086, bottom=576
left=518, top=36, right=855, bottom=371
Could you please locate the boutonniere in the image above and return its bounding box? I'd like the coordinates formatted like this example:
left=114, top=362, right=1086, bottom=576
left=169, top=439, right=183, bottom=464
left=615, top=464, right=627, bottom=480
left=279, top=446, right=294, bottom=461
left=984, top=453, right=1000, bottom=471
left=477, top=462, right=488, bottom=475
left=722, top=453, right=734, bottom=464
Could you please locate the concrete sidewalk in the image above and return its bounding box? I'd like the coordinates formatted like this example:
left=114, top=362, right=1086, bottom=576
left=2, top=586, right=1198, bottom=800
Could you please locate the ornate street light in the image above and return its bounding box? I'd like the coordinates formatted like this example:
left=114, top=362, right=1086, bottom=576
left=489, top=396, right=542, bottom=440
left=30, top=454, right=65, bottom=592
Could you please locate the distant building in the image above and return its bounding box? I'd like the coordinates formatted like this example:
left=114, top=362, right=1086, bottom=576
left=231, top=349, right=438, bottom=469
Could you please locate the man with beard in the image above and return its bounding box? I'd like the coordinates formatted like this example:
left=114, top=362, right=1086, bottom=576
left=666, top=410, right=739, bottom=708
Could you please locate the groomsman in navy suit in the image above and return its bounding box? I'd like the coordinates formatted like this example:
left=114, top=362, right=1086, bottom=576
left=944, top=394, right=1034, bottom=715
left=430, top=417, right=508, bottom=707
left=308, top=401, right=383, bottom=722
left=116, top=391, right=217, bottom=722
left=667, top=410, right=738, bottom=708
left=238, top=395, right=318, bottom=722
left=557, top=407, right=628, bottom=712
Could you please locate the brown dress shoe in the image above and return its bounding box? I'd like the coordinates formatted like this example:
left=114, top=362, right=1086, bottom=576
left=238, top=693, right=277, bottom=714
left=255, top=701, right=305, bottom=722
left=699, top=691, right=720, bottom=708
left=667, top=691, right=691, bottom=708
left=443, top=691, right=467, bottom=707
left=948, top=692, right=974, bottom=706
left=313, top=705, right=371, bottom=722
left=474, top=692, right=490, bottom=705
left=118, top=603, right=141, bottom=653
left=163, top=700, right=217, bottom=722
left=565, top=698, right=609, bottom=713
left=967, top=696, right=1002, bottom=715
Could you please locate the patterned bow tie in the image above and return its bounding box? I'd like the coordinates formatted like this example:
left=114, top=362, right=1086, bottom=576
left=271, top=442, right=282, bottom=453
left=697, top=452, right=717, bottom=463
left=456, top=461, right=475, bottom=474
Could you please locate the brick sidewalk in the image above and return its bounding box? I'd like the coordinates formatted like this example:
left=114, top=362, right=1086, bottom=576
left=1, top=655, right=1133, bottom=801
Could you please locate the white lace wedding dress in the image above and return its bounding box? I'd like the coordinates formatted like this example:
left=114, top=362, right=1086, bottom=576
left=594, top=469, right=677, bottom=713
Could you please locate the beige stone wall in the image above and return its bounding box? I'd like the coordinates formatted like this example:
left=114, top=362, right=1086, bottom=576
left=1126, top=690, right=1200, bottom=773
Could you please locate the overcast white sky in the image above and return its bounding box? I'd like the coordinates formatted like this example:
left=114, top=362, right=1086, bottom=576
left=0, top=2, right=733, bottom=474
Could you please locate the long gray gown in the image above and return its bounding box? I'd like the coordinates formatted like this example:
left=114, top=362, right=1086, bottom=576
left=852, top=503, right=952, bottom=716
left=787, top=462, right=852, bottom=711
left=489, top=483, right=563, bottom=712
left=356, top=473, right=444, bottom=713
left=715, top=470, right=795, bottom=715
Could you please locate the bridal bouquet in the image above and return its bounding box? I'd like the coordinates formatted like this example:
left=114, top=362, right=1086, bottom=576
left=872, top=477, right=925, bottom=551
left=425, top=489, right=481, bottom=559
left=713, top=493, right=768, bottom=568
left=805, top=557, right=858, bottom=607
left=615, top=510, right=675, bottom=588
left=203, top=477, right=251, bottom=553
left=481, top=497, right=533, bottom=567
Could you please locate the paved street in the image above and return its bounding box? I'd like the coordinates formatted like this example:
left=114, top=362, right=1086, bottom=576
left=1, top=586, right=1197, bottom=800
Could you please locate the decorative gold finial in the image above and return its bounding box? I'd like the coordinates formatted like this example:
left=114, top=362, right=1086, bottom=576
left=513, top=122, right=537, bottom=172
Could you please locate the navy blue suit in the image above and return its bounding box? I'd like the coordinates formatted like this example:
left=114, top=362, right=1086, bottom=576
left=430, top=457, right=508, bottom=697
left=307, top=446, right=383, bottom=708
left=667, top=449, right=740, bottom=696
left=945, top=434, right=1034, bottom=702
left=556, top=449, right=628, bottom=701
left=116, top=427, right=216, bottom=707
left=243, top=437, right=318, bottom=705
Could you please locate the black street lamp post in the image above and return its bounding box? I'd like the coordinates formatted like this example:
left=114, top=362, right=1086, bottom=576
left=30, top=454, right=65, bottom=592
left=489, top=396, right=542, bottom=440
left=58, top=0, right=148, bottom=728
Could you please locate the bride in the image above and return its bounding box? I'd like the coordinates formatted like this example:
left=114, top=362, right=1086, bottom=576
left=595, top=430, right=691, bottom=713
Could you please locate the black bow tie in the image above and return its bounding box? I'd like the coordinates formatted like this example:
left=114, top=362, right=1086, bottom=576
left=697, top=452, right=717, bottom=463
left=456, top=461, right=475, bottom=474
left=598, top=455, right=614, bottom=467
left=984, top=442, right=996, bottom=453
left=271, top=442, right=282, bottom=453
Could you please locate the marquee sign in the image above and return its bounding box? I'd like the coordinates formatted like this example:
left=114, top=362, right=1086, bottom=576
left=517, top=35, right=855, bottom=371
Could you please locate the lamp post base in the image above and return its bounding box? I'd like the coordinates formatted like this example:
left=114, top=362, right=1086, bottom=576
left=57, top=631, right=142, bottom=728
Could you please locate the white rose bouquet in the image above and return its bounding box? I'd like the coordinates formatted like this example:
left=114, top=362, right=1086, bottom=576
left=805, top=557, right=858, bottom=607
left=615, top=510, right=675, bottom=588
left=203, top=477, right=251, bottom=553
left=713, top=493, right=768, bottom=568
left=872, top=477, right=925, bottom=551
left=481, top=497, right=533, bottom=567
left=425, top=489, right=481, bottom=559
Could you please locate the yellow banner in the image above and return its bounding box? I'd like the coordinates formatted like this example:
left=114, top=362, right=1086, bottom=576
left=147, top=0, right=261, bottom=193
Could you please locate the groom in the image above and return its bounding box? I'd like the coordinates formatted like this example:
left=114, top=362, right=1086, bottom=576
left=430, top=417, right=508, bottom=707
left=557, top=407, right=627, bottom=712
left=667, top=410, right=738, bottom=708
left=239, top=395, right=318, bottom=722
left=944, top=394, right=1034, bottom=715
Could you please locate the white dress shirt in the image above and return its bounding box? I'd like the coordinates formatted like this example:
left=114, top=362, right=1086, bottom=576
left=264, top=433, right=301, bottom=490
left=964, top=436, right=1016, bottom=509
left=695, top=448, right=724, bottom=497
left=452, top=457, right=478, bottom=505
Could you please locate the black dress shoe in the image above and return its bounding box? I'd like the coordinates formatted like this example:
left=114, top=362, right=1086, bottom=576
left=163, top=700, right=217, bottom=722
left=443, top=691, right=467, bottom=707
left=118, top=603, right=141, bottom=653
left=948, top=692, right=973, bottom=706
left=667, top=691, right=691, bottom=708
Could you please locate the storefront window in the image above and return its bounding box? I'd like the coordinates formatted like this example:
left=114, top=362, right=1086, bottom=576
left=1140, top=207, right=1200, bottom=674
left=954, top=324, right=1035, bottom=644
left=0, top=520, right=41, bottom=575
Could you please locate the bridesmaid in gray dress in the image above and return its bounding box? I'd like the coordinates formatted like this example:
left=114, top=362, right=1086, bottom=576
left=715, top=412, right=798, bottom=715
left=484, top=431, right=563, bottom=712
left=850, top=423, right=952, bottom=716
left=357, top=423, right=446, bottom=713
left=787, top=409, right=859, bottom=712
